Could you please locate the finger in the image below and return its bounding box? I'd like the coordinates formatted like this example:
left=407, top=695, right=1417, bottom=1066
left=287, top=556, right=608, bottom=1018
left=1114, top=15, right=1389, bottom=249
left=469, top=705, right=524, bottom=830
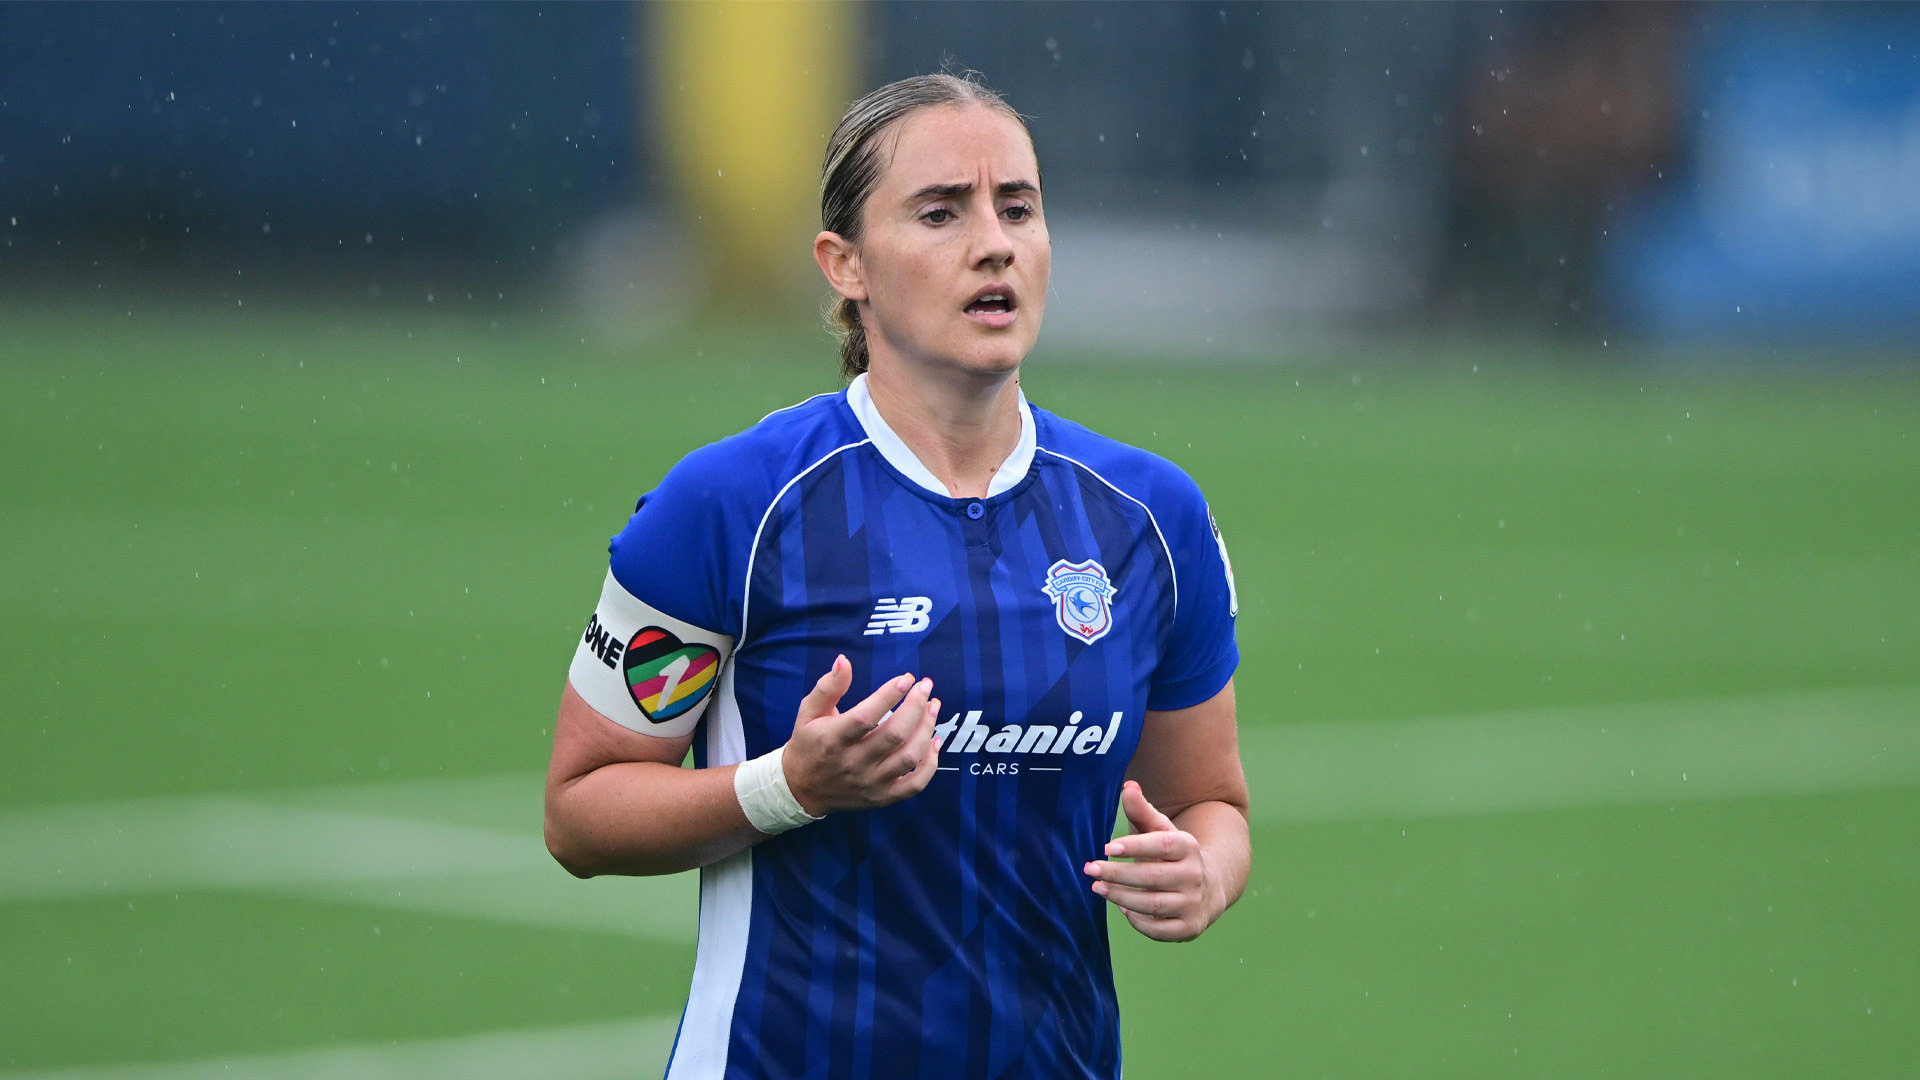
left=876, top=691, right=937, bottom=758
left=1092, top=880, right=1190, bottom=920
left=1121, top=909, right=1200, bottom=943
left=903, top=693, right=939, bottom=746
left=795, top=655, right=852, bottom=724
left=907, top=702, right=943, bottom=787
left=1084, top=849, right=1200, bottom=890
left=818, top=674, right=915, bottom=748
left=835, top=674, right=918, bottom=741
left=879, top=696, right=940, bottom=798
left=846, top=678, right=930, bottom=759
left=884, top=723, right=942, bottom=800
left=1102, top=830, right=1195, bottom=862
left=1120, top=780, right=1177, bottom=835
left=876, top=678, right=934, bottom=733
left=1082, top=857, right=1198, bottom=892
left=873, top=696, right=938, bottom=778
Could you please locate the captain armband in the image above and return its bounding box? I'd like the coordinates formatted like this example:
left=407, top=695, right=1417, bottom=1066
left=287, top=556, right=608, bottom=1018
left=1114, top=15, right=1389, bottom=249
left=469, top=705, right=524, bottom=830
left=568, top=571, right=733, bottom=739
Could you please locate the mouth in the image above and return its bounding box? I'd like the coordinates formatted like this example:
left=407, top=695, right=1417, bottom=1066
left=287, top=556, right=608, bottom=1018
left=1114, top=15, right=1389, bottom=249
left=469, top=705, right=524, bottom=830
left=963, top=284, right=1018, bottom=325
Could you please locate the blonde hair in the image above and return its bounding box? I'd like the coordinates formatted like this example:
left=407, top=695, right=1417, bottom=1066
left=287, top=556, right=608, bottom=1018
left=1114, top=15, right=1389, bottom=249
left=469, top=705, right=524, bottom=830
left=820, top=72, right=1029, bottom=382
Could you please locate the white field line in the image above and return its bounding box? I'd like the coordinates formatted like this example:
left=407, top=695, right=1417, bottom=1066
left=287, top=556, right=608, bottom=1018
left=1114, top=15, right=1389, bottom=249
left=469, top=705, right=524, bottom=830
left=0, top=781, right=700, bottom=942
left=0, top=799, right=543, bottom=898
left=1244, top=682, right=1920, bottom=823
left=2, top=683, right=1915, bottom=931
left=0, top=1016, right=680, bottom=1080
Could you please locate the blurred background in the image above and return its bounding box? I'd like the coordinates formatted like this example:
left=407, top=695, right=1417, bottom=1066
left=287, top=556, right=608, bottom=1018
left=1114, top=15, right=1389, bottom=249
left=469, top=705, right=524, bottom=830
left=2, top=2, right=1917, bottom=1078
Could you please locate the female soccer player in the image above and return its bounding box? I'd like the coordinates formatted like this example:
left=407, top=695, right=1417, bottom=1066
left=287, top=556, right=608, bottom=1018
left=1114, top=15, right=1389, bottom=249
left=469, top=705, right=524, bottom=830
left=545, top=73, right=1249, bottom=1080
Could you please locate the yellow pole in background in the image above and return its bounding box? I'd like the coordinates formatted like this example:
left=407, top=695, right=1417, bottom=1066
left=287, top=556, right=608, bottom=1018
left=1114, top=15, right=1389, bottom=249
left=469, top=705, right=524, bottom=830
left=653, top=1, right=860, bottom=308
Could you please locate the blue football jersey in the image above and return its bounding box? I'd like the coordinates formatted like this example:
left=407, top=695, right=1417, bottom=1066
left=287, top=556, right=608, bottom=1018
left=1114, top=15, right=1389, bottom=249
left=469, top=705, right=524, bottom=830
left=570, top=375, right=1238, bottom=1080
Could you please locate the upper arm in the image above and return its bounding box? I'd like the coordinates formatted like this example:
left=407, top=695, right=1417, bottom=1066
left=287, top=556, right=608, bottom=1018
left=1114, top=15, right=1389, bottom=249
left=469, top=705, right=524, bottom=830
left=565, top=570, right=733, bottom=741
left=563, top=443, right=749, bottom=740
left=1129, top=679, right=1248, bottom=821
left=551, top=443, right=752, bottom=782
left=548, top=681, right=694, bottom=789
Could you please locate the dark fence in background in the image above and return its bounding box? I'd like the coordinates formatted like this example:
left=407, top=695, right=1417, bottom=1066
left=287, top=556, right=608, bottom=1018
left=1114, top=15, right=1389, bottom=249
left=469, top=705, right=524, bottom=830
left=0, top=3, right=642, bottom=279
left=3, top=1, right=1917, bottom=341
left=876, top=2, right=1464, bottom=210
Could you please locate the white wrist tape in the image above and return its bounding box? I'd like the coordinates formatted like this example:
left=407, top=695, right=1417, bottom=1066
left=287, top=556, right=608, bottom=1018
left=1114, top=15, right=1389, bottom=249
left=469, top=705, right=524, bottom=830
left=734, top=745, right=822, bottom=835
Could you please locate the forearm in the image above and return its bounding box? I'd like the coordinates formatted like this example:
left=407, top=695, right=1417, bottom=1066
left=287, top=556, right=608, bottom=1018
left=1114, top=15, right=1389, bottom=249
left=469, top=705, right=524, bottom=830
left=1172, top=799, right=1250, bottom=921
left=544, top=665, right=937, bottom=879
left=545, top=758, right=764, bottom=877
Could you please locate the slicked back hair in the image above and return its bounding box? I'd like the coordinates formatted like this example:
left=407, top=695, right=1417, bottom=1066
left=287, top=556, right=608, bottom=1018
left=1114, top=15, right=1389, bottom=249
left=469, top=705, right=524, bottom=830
left=820, top=72, right=1030, bottom=382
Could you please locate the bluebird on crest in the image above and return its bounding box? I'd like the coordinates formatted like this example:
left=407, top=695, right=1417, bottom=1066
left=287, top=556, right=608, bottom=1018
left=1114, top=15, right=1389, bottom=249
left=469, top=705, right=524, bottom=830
left=1041, top=558, right=1118, bottom=644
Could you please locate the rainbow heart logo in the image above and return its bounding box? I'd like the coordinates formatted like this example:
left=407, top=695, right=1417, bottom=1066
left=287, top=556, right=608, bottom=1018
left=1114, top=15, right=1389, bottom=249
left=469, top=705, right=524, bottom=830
left=623, top=627, right=721, bottom=724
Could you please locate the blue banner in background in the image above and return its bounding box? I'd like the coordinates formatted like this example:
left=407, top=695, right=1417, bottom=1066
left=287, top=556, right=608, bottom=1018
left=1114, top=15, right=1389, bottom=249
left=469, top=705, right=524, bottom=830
left=1606, top=8, right=1920, bottom=342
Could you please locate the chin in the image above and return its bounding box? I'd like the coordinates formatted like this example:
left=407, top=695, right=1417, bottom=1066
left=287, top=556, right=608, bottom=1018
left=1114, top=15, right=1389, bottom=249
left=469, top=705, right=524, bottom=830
left=951, top=341, right=1030, bottom=378
left=951, top=323, right=1040, bottom=376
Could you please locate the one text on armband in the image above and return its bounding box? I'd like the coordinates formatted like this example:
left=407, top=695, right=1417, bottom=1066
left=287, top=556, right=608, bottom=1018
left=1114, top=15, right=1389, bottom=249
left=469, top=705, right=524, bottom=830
left=931, top=710, right=1124, bottom=763
left=583, top=613, right=623, bottom=669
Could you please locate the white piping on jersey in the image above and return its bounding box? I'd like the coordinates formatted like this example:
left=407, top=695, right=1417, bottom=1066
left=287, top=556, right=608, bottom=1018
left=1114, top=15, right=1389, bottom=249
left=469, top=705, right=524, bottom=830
left=665, top=663, right=753, bottom=1080
left=845, top=373, right=1036, bottom=498
left=756, top=389, right=840, bottom=426
left=737, top=439, right=873, bottom=650
left=1035, top=446, right=1179, bottom=613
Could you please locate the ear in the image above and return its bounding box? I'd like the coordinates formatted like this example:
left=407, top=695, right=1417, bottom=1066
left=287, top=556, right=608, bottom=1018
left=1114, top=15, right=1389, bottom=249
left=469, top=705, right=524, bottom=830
left=813, top=231, right=868, bottom=303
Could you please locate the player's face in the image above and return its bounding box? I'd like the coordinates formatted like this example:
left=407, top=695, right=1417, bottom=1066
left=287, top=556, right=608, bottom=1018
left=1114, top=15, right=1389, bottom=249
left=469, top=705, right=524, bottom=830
left=854, top=105, right=1049, bottom=380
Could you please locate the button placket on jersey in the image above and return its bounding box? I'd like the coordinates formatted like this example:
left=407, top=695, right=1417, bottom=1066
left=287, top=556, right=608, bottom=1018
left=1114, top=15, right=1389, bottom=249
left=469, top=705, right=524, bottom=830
left=959, top=499, right=1001, bottom=558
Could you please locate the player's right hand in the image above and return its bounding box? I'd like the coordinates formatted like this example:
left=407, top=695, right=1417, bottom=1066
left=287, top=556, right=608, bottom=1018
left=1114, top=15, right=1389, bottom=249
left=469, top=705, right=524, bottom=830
left=782, top=655, right=941, bottom=816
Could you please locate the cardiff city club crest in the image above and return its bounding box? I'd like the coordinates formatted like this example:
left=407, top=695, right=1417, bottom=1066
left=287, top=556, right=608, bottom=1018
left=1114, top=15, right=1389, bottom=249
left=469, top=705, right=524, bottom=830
left=1041, top=558, right=1118, bottom=644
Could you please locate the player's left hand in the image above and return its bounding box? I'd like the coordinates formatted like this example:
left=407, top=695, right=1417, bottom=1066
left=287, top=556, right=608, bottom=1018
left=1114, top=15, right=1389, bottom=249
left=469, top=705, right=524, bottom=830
left=1082, top=780, right=1222, bottom=943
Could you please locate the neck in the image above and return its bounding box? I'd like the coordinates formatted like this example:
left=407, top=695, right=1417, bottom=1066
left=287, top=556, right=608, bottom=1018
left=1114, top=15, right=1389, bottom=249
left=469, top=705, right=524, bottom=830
left=862, top=354, right=1023, bottom=500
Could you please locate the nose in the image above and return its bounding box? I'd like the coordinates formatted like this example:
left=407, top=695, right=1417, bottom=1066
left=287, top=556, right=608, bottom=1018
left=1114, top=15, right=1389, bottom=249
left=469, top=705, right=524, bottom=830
left=970, top=201, right=1015, bottom=272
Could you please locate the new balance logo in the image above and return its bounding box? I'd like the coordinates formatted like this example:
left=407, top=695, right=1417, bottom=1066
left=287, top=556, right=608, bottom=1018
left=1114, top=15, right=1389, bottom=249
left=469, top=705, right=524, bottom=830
left=864, top=596, right=933, bottom=635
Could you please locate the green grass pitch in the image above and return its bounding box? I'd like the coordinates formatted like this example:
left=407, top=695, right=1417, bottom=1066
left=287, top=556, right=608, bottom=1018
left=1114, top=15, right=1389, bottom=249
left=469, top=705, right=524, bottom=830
left=2, top=299, right=1917, bottom=1077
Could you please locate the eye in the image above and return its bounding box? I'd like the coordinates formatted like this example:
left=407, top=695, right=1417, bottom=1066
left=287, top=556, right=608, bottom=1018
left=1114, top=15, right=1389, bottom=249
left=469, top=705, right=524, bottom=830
left=924, top=207, right=953, bottom=224
left=1003, top=203, right=1032, bottom=222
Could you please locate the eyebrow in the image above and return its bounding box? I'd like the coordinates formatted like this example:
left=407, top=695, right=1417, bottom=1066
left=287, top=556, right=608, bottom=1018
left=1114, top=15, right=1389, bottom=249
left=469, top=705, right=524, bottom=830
left=908, top=179, right=1039, bottom=201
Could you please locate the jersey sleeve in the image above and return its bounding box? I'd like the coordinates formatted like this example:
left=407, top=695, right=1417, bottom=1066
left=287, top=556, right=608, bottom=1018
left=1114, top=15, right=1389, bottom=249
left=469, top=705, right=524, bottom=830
left=1146, top=471, right=1240, bottom=712
left=566, top=445, right=747, bottom=739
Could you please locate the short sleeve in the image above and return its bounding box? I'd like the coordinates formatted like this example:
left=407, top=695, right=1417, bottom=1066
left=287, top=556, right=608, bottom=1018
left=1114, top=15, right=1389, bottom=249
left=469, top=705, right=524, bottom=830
left=607, top=444, right=747, bottom=636
left=566, top=446, right=749, bottom=738
left=1146, top=479, right=1240, bottom=712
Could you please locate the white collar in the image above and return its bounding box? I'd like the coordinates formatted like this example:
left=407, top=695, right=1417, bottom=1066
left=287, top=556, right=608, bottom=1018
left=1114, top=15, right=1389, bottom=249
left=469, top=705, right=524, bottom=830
left=845, top=373, right=1037, bottom=499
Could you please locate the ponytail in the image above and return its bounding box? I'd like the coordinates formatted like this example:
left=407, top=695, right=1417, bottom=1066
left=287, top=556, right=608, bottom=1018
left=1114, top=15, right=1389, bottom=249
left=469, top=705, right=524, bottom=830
left=828, top=294, right=869, bottom=381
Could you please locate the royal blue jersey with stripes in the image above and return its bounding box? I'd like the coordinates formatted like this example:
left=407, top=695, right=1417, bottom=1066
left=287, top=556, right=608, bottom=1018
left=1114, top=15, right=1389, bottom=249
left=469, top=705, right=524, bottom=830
left=585, top=375, right=1238, bottom=1080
